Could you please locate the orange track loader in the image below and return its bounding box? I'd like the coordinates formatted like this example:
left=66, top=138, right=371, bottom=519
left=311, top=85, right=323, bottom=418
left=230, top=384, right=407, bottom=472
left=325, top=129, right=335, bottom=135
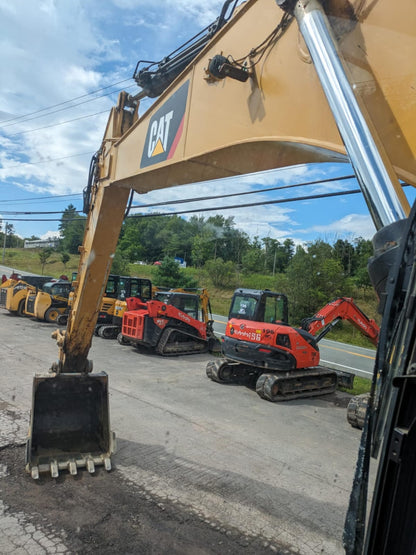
left=120, top=289, right=218, bottom=355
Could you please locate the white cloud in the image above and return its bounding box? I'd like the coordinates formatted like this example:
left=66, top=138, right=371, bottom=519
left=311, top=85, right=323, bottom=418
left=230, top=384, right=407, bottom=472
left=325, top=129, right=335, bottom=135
left=40, top=230, right=61, bottom=240
left=0, top=0, right=126, bottom=197
left=300, top=213, right=376, bottom=241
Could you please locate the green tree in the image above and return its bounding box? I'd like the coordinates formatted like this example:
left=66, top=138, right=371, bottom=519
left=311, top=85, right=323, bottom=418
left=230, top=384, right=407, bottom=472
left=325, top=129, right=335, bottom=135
left=204, top=258, right=236, bottom=288
left=38, top=248, right=53, bottom=274
left=110, top=246, right=131, bottom=276
left=61, top=252, right=70, bottom=269
left=352, top=237, right=374, bottom=288
left=153, top=257, right=198, bottom=288
left=285, top=241, right=348, bottom=322
left=59, top=204, right=86, bottom=254
left=332, top=239, right=356, bottom=276
left=241, top=237, right=264, bottom=273
left=119, top=215, right=168, bottom=263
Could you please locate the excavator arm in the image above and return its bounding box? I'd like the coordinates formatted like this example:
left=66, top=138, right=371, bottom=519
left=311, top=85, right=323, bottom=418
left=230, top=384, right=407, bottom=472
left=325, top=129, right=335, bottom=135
left=27, top=0, right=416, bottom=552
left=302, top=297, right=380, bottom=345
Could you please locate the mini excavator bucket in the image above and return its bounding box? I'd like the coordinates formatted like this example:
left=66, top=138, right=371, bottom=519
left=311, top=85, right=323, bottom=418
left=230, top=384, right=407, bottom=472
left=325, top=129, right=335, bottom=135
left=26, top=372, right=115, bottom=479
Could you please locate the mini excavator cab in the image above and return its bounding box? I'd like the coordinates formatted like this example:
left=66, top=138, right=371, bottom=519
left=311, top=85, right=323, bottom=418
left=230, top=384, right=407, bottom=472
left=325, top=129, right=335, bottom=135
left=229, top=289, right=289, bottom=323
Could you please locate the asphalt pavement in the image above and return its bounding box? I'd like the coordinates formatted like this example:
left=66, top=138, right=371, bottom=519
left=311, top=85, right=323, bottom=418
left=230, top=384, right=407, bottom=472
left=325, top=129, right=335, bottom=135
left=0, top=308, right=365, bottom=554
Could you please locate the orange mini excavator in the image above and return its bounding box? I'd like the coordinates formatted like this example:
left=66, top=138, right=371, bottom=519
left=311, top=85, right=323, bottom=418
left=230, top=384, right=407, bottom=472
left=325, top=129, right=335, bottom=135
left=207, top=290, right=379, bottom=401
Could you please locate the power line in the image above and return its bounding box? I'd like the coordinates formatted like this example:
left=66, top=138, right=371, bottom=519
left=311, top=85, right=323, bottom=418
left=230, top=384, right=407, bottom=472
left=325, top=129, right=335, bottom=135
left=0, top=78, right=134, bottom=126
left=129, top=174, right=356, bottom=210
left=0, top=187, right=362, bottom=222
left=6, top=109, right=109, bottom=137
left=0, top=84, right=136, bottom=130
left=0, top=174, right=356, bottom=214
left=0, top=193, right=81, bottom=202
left=130, top=188, right=361, bottom=219
left=1, top=151, right=93, bottom=170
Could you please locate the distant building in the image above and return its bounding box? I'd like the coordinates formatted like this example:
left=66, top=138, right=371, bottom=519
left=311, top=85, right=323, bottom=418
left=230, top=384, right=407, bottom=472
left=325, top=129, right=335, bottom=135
left=24, top=238, right=60, bottom=249
left=174, top=257, right=187, bottom=268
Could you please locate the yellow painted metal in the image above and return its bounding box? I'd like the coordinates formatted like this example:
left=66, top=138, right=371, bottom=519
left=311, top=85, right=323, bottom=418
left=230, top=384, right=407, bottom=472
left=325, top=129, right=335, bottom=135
left=5, top=284, right=33, bottom=314
left=33, top=291, right=51, bottom=320
left=61, top=184, right=130, bottom=372
left=105, top=0, right=416, bottom=195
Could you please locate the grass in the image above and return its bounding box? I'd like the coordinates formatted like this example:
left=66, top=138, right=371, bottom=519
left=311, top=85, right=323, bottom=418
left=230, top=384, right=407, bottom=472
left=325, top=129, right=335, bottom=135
left=2, top=248, right=79, bottom=278
left=339, top=375, right=372, bottom=396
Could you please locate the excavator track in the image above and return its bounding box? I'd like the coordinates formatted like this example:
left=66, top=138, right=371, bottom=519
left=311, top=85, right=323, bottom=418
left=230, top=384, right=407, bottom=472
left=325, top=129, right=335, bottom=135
left=206, top=359, right=259, bottom=384
left=97, top=325, right=119, bottom=339
left=255, top=366, right=337, bottom=402
left=346, top=392, right=369, bottom=429
left=206, top=359, right=237, bottom=383
left=155, top=327, right=208, bottom=356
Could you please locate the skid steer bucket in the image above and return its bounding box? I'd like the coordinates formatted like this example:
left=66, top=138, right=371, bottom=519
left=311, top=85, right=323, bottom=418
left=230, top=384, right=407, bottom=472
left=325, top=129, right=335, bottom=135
left=26, top=372, right=115, bottom=479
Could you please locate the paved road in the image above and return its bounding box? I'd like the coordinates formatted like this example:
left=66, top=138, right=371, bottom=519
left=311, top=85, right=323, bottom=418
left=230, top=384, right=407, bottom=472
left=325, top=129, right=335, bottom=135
left=0, top=309, right=364, bottom=554
left=212, top=314, right=376, bottom=380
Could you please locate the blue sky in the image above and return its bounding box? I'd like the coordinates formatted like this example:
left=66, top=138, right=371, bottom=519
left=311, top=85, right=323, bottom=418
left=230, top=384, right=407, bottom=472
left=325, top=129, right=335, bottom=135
left=0, top=0, right=414, bottom=245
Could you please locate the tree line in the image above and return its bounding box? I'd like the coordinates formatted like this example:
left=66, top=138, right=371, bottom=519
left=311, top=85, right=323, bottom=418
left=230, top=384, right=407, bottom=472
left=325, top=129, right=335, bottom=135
left=3, top=204, right=377, bottom=323
left=52, top=205, right=376, bottom=319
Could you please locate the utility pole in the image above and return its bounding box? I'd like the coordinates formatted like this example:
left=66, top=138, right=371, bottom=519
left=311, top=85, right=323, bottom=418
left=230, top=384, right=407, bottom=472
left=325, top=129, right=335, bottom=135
left=2, top=221, right=7, bottom=263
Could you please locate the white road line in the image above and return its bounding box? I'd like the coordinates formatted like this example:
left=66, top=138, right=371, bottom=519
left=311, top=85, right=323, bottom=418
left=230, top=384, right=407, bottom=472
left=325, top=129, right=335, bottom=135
left=320, top=359, right=373, bottom=377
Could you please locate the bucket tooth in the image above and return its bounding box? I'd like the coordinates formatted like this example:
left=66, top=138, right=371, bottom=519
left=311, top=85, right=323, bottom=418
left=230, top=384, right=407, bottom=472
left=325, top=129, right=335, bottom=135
left=103, top=456, right=112, bottom=471
left=50, top=460, right=59, bottom=478
left=86, top=458, right=95, bottom=474
left=68, top=460, right=77, bottom=476
left=31, top=466, right=39, bottom=480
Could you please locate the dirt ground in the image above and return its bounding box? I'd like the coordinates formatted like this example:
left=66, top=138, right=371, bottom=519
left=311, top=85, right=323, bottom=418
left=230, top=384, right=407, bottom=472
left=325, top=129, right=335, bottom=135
left=1, top=443, right=293, bottom=555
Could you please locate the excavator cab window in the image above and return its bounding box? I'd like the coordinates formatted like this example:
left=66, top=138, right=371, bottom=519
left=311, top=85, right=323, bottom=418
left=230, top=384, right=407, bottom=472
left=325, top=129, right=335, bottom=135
left=105, top=275, right=118, bottom=297
left=117, top=278, right=126, bottom=301
left=262, top=294, right=288, bottom=324
left=229, top=291, right=289, bottom=322
left=229, top=294, right=258, bottom=320
left=141, top=282, right=152, bottom=301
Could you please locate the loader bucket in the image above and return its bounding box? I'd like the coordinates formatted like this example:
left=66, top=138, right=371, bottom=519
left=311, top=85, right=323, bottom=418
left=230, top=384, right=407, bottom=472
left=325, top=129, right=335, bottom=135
left=26, top=372, right=115, bottom=479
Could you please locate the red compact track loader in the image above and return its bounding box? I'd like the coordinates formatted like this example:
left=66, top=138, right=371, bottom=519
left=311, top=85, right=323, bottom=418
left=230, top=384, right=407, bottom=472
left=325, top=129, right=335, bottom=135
left=120, top=289, right=219, bottom=355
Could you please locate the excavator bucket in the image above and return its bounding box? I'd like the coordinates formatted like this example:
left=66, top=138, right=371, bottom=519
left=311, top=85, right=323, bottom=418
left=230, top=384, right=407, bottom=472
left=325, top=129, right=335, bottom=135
left=26, top=372, right=115, bottom=479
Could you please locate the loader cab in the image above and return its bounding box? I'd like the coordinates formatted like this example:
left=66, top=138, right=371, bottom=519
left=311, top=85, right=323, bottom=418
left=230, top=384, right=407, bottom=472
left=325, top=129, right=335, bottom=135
left=41, top=280, right=72, bottom=299
left=156, top=291, right=201, bottom=321
left=229, top=289, right=289, bottom=324
left=2, top=276, right=54, bottom=315
left=112, top=277, right=153, bottom=324
left=116, top=276, right=152, bottom=301
left=33, top=280, right=73, bottom=323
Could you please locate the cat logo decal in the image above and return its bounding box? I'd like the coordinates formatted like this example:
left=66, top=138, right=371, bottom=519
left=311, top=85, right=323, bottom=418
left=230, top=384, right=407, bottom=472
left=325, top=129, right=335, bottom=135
left=141, top=81, right=189, bottom=168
